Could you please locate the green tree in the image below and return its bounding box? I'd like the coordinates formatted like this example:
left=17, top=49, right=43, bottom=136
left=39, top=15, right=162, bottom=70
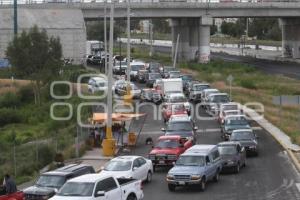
left=6, top=25, right=62, bottom=105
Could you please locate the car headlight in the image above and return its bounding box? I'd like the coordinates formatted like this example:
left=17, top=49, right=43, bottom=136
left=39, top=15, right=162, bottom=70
left=148, top=154, right=156, bottom=160
left=166, top=174, right=175, bottom=180
left=191, top=175, right=201, bottom=180
left=227, top=160, right=235, bottom=165
left=167, top=154, right=177, bottom=160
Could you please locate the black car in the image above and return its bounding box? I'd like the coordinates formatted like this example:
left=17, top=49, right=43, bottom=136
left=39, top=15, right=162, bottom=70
left=221, top=115, right=251, bottom=140
left=230, top=129, right=259, bottom=156
left=218, top=141, right=246, bottom=173
left=162, top=119, right=198, bottom=144
left=24, top=164, right=95, bottom=200
left=146, top=73, right=162, bottom=88
left=180, top=74, right=193, bottom=92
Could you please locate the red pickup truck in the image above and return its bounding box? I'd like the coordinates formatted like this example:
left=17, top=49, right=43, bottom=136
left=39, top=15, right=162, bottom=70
left=148, top=135, right=193, bottom=171
left=0, top=190, right=24, bottom=200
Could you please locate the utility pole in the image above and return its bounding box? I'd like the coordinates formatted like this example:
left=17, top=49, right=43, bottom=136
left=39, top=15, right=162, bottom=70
left=102, top=1, right=115, bottom=156
left=126, top=0, right=131, bottom=83
left=13, top=0, right=17, bottom=35
left=104, top=0, right=108, bottom=75
left=149, top=20, right=153, bottom=57
left=173, top=34, right=180, bottom=68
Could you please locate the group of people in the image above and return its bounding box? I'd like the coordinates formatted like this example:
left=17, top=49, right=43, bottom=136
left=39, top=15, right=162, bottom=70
left=1, top=174, right=17, bottom=195
left=89, top=122, right=128, bottom=148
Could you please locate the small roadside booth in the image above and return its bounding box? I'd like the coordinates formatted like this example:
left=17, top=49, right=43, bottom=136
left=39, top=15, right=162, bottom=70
left=92, top=113, right=147, bottom=150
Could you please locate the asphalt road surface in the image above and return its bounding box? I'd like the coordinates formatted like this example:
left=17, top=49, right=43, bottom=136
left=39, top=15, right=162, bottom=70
left=119, top=81, right=300, bottom=200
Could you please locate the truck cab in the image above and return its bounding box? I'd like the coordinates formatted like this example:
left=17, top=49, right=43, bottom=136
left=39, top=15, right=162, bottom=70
left=148, top=135, right=193, bottom=171
left=166, top=145, right=222, bottom=191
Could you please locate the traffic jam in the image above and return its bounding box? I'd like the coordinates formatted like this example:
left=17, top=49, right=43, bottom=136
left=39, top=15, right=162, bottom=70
left=4, top=58, right=297, bottom=200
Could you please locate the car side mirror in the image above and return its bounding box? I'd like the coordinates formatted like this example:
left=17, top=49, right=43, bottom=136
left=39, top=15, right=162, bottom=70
left=95, top=191, right=105, bottom=197
left=172, top=162, right=176, bottom=166
left=241, top=147, right=245, bottom=152
left=133, top=167, right=138, bottom=171
left=161, top=128, right=166, bottom=132
left=179, top=143, right=184, bottom=148
left=193, top=126, right=198, bottom=130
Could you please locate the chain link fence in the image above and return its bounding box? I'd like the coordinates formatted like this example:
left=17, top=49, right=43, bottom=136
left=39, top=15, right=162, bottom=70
left=0, top=126, right=91, bottom=184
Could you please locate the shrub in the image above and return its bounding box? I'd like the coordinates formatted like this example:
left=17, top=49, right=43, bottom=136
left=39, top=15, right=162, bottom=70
left=0, top=108, right=22, bottom=126
left=38, top=145, right=55, bottom=168
left=0, top=92, right=21, bottom=108
left=239, top=79, right=257, bottom=90
left=18, top=85, right=34, bottom=104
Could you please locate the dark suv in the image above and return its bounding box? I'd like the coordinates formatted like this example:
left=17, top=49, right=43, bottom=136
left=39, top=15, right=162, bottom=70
left=24, top=164, right=95, bottom=200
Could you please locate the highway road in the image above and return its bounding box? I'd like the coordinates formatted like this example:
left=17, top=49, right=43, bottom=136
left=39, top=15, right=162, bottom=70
left=118, top=81, right=300, bottom=200
left=130, top=44, right=300, bottom=80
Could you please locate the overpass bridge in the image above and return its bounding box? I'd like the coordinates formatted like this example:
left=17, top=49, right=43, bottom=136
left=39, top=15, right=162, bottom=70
left=1, top=1, right=300, bottom=62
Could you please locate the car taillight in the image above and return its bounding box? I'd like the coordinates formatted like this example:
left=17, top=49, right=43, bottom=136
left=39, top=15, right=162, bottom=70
left=140, top=181, right=143, bottom=190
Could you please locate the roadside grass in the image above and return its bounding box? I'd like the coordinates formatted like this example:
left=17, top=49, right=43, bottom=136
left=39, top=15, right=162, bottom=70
left=0, top=65, right=96, bottom=184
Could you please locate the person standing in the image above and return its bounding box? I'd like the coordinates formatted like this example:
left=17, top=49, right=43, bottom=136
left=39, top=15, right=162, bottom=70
left=3, top=174, right=17, bottom=194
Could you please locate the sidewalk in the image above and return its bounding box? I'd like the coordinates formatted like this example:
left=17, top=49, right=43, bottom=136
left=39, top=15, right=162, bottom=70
left=78, top=148, right=112, bottom=172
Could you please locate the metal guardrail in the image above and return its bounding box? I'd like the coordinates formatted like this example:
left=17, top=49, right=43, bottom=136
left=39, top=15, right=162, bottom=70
left=0, top=0, right=299, bottom=5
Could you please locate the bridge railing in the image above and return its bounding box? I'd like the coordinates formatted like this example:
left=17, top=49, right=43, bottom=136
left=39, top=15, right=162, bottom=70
left=0, top=0, right=299, bottom=5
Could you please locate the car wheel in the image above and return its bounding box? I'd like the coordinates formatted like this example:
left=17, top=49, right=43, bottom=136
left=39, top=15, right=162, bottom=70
left=235, top=163, right=240, bottom=174
left=213, top=171, right=220, bottom=182
left=200, top=178, right=206, bottom=191
left=146, top=171, right=152, bottom=183
left=127, top=194, right=137, bottom=200
left=168, top=184, right=176, bottom=192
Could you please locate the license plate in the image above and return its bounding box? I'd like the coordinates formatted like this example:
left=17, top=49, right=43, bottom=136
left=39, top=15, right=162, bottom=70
left=159, top=160, right=165, bottom=164
left=178, top=181, right=185, bottom=185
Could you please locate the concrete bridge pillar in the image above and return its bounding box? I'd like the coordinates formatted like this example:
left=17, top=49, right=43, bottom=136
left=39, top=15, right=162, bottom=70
left=170, top=16, right=212, bottom=63
left=280, top=18, right=300, bottom=59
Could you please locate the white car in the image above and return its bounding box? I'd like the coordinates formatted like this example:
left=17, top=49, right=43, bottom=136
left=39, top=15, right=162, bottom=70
left=49, top=174, right=144, bottom=200
left=100, top=156, right=153, bottom=183
left=130, top=62, right=146, bottom=81
left=88, top=77, right=107, bottom=93
left=164, top=93, right=191, bottom=114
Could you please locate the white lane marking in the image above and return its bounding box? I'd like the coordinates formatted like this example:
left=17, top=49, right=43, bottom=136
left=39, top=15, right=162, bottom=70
left=296, top=183, right=300, bottom=193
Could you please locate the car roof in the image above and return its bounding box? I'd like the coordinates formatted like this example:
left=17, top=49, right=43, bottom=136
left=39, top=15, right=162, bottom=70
left=203, top=88, right=219, bottom=92
left=218, top=141, right=241, bottom=146
left=111, top=156, right=141, bottom=162
left=193, top=83, right=209, bottom=86
left=91, top=77, right=106, bottom=81
left=158, top=135, right=181, bottom=140
left=169, top=114, right=190, bottom=121
left=169, top=93, right=185, bottom=97
left=43, top=164, right=92, bottom=176
left=224, top=110, right=240, bottom=114
left=131, top=61, right=145, bottom=65
left=162, top=78, right=182, bottom=82
left=225, top=114, right=247, bottom=120
left=221, top=102, right=239, bottom=106
left=67, top=173, right=111, bottom=183
left=209, top=93, right=228, bottom=97
left=184, top=145, right=217, bottom=155
left=169, top=71, right=180, bottom=73
left=232, top=129, right=253, bottom=133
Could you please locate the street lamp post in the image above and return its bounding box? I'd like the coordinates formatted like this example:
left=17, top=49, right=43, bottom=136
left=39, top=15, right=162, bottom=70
left=104, top=0, right=108, bottom=75
left=102, top=1, right=115, bottom=157
left=13, top=0, right=17, bottom=35
left=126, top=0, right=131, bottom=83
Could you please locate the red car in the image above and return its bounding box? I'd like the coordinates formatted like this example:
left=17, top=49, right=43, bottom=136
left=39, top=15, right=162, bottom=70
left=0, top=190, right=24, bottom=200
left=148, top=135, right=193, bottom=171
left=162, top=103, right=188, bottom=123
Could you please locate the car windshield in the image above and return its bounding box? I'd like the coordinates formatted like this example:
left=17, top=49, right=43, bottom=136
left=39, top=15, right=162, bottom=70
left=231, top=132, right=255, bottom=141
left=57, top=182, right=94, bottom=197
left=164, top=67, right=175, bottom=72
left=182, top=75, right=192, bottom=81
left=172, top=104, right=186, bottom=113
left=225, top=117, right=248, bottom=126
left=131, top=65, right=144, bottom=71
left=211, top=95, right=230, bottom=103
left=176, top=156, right=205, bottom=166
left=170, top=96, right=187, bottom=103
left=104, top=160, right=132, bottom=171
left=193, top=85, right=209, bottom=91
left=167, top=121, right=193, bottom=131
left=156, top=139, right=179, bottom=148
left=36, top=175, right=65, bottom=188
left=218, top=146, right=237, bottom=155
left=149, top=73, right=161, bottom=79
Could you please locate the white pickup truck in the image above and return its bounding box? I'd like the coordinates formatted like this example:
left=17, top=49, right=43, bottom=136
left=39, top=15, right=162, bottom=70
left=49, top=174, right=144, bottom=200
